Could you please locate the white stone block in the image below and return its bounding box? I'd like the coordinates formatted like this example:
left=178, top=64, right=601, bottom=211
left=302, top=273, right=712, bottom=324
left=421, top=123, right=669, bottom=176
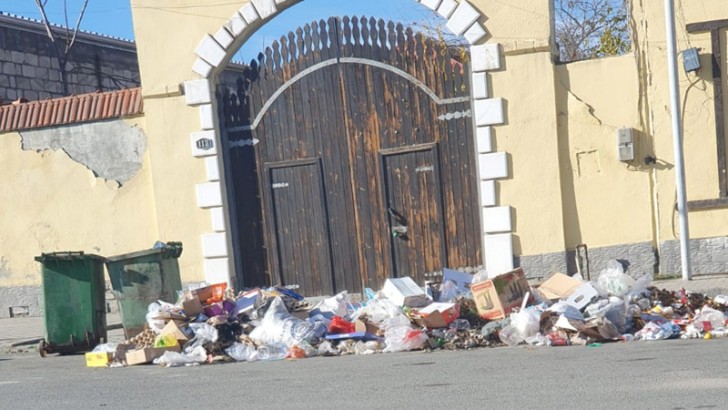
left=192, top=58, right=213, bottom=78
left=472, top=72, right=489, bottom=100
left=214, top=27, right=235, bottom=49
left=204, top=257, right=231, bottom=286
left=471, top=43, right=501, bottom=72
left=474, top=98, right=505, bottom=126
left=479, top=152, right=509, bottom=180
left=195, top=34, right=227, bottom=67
left=190, top=131, right=218, bottom=157
left=252, top=0, right=277, bottom=19
left=240, top=3, right=260, bottom=24
left=437, top=0, right=457, bottom=19
left=420, top=0, right=442, bottom=11
left=480, top=180, right=496, bottom=207
left=476, top=126, right=493, bottom=153
left=226, top=13, right=248, bottom=36
left=184, top=79, right=211, bottom=105
left=206, top=156, right=220, bottom=181
left=446, top=1, right=480, bottom=36
left=464, top=23, right=486, bottom=45
left=484, top=233, right=514, bottom=275
left=211, top=207, right=226, bottom=232
left=202, top=232, right=228, bottom=258
left=483, top=206, right=512, bottom=233
left=196, top=182, right=223, bottom=208
left=199, top=104, right=215, bottom=130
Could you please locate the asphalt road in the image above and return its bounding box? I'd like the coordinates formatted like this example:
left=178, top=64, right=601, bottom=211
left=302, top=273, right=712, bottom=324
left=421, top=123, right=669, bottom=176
left=2, top=339, right=727, bottom=409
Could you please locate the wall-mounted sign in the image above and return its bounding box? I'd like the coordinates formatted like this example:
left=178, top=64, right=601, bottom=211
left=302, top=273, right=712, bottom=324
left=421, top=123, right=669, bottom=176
left=196, top=138, right=214, bottom=150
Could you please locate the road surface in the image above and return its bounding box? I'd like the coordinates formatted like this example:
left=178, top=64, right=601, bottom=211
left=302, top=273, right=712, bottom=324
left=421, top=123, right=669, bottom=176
left=1, top=338, right=727, bottom=409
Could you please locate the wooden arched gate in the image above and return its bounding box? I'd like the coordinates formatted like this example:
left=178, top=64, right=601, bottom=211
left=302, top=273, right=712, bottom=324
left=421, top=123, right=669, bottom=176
left=218, top=17, right=481, bottom=296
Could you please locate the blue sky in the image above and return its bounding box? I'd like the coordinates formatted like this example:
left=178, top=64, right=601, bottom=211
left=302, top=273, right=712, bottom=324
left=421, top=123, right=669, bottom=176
left=1, top=0, right=445, bottom=60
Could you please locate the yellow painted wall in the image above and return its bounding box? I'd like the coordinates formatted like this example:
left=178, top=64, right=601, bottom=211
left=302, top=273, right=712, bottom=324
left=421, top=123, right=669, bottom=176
left=631, top=1, right=728, bottom=243
left=143, top=96, right=211, bottom=283
left=556, top=55, right=654, bottom=249
left=494, top=51, right=565, bottom=256
left=0, top=118, right=158, bottom=286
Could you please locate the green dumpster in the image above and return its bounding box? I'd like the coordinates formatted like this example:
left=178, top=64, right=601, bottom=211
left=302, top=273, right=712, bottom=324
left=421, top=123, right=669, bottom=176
left=34, top=252, right=107, bottom=357
left=105, top=243, right=183, bottom=339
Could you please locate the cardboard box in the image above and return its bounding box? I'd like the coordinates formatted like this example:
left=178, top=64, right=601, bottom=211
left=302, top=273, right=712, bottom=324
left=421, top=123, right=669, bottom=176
left=160, top=320, right=190, bottom=344
left=471, top=268, right=532, bottom=320
left=192, top=283, right=227, bottom=304
left=85, top=352, right=113, bottom=368
left=537, top=273, right=582, bottom=300
left=126, top=345, right=181, bottom=366
left=183, top=296, right=203, bottom=318
left=382, top=277, right=430, bottom=307
left=414, top=302, right=460, bottom=328
left=354, top=320, right=382, bottom=335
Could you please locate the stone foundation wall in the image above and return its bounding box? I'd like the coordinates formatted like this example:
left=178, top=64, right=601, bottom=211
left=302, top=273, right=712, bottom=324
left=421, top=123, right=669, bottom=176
left=0, top=14, right=140, bottom=103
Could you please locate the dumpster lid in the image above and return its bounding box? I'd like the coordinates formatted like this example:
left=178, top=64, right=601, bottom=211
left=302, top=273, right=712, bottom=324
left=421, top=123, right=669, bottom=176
left=34, top=251, right=106, bottom=262
left=105, top=242, right=183, bottom=262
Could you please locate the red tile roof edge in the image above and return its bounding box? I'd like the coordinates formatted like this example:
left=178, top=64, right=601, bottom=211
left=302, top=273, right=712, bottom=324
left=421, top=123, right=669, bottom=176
left=0, top=88, right=144, bottom=133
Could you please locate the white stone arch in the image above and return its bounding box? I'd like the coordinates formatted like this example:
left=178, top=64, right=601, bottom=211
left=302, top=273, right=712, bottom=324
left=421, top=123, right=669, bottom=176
left=183, top=0, right=513, bottom=285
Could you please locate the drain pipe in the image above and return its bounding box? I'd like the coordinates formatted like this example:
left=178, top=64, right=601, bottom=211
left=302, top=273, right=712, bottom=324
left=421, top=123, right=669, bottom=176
left=664, top=0, right=692, bottom=280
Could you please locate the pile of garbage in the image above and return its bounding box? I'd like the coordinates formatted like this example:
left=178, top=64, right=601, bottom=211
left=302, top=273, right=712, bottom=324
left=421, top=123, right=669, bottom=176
left=86, top=261, right=728, bottom=368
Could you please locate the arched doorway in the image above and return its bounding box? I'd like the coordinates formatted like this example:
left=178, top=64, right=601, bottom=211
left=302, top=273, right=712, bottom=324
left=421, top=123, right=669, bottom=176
left=218, top=17, right=482, bottom=294
left=184, top=0, right=512, bottom=291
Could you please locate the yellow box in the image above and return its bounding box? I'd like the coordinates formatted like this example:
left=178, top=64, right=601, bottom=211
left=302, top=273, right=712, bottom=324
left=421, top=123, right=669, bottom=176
left=85, top=352, right=113, bottom=368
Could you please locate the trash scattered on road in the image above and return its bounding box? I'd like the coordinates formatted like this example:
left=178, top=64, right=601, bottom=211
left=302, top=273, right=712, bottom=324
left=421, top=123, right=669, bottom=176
left=85, top=261, right=728, bottom=368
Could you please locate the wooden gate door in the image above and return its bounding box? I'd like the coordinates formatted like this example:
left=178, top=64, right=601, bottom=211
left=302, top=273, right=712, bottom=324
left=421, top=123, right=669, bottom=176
left=382, top=145, right=446, bottom=282
left=266, top=160, right=335, bottom=295
left=218, top=16, right=483, bottom=295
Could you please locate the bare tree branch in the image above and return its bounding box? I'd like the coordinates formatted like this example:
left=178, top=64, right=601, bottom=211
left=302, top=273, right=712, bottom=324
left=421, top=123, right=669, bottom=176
left=67, top=0, right=90, bottom=55
left=34, top=0, right=57, bottom=43
left=34, top=0, right=92, bottom=96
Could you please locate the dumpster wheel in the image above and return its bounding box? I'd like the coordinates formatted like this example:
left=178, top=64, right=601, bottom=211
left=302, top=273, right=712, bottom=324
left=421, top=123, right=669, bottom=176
left=38, top=340, right=48, bottom=358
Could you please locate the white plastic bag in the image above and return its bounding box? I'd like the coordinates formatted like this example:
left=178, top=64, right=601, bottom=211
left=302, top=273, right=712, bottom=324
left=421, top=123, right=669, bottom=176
left=249, top=297, right=315, bottom=347
left=310, top=291, right=350, bottom=318
left=627, top=273, right=653, bottom=299
left=585, top=297, right=627, bottom=333
left=350, top=298, right=403, bottom=325
left=498, top=325, right=523, bottom=347
left=256, top=343, right=288, bottom=361
left=225, top=343, right=259, bottom=362
left=382, top=326, right=428, bottom=353
left=693, top=306, right=726, bottom=331
left=380, top=314, right=412, bottom=331
left=145, top=303, right=166, bottom=334
left=154, top=346, right=207, bottom=366
left=597, top=260, right=635, bottom=297
left=512, top=308, right=540, bottom=339
left=92, top=343, right=118, bottom=353
left=437, top=280, right=459, bottom=303
left=187, top=323, right=218, bottom=350
left=472, top=269, right=489, bottom=283
left=548, top=302, right=584, bottom=321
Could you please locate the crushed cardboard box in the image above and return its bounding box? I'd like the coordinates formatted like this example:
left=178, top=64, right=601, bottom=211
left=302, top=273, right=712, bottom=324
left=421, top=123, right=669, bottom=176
left=537, top=273, right=582, bottom=300
left=126, top=345, right=181, bottom=366
left=413, top=303, right=460, bottom=328
left=471, top=268, right=532, bottom=320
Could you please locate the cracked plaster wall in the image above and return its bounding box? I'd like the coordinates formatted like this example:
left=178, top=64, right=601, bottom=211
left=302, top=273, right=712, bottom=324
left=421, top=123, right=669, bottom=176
left=20, top=120, right=147, bottom=185
left=556, top=54, right=655, bottom=253
left=0, top=117, right=160, bottom=316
